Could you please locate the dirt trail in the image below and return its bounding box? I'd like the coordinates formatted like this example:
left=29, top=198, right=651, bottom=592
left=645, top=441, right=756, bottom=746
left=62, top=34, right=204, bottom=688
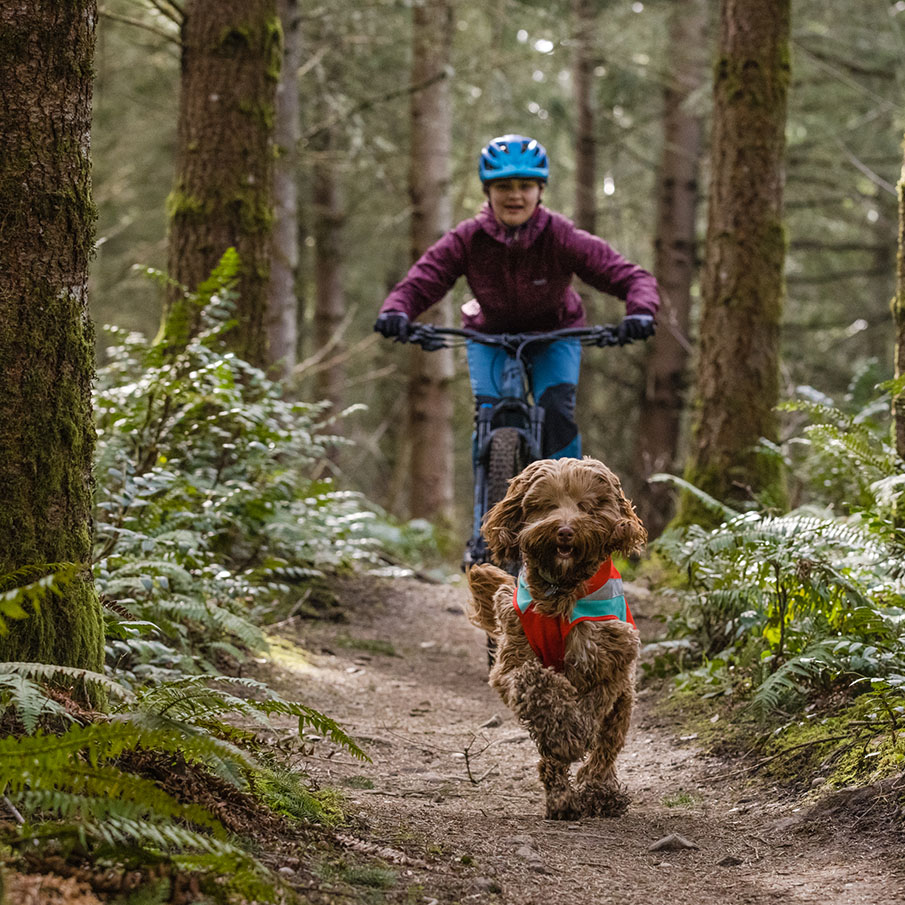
left=270, top=576, right=905, bottom=905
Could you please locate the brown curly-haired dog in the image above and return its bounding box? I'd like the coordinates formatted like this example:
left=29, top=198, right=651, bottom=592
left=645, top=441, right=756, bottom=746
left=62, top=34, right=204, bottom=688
left=467, top=457, right=646, bottom=820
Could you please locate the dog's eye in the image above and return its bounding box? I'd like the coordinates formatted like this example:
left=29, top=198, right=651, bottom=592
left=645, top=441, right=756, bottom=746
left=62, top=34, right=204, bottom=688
left=577, top=499, right=595, bottom=513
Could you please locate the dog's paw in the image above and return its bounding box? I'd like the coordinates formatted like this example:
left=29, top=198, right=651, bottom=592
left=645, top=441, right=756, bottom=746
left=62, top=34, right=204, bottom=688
left=576, top=781, right=631, bottom=818
left=544, top=791, right=581, bottom=821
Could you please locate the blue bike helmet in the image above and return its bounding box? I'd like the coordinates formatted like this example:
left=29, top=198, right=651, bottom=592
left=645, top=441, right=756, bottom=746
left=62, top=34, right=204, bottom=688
left=479, top=134, right=549, bottom=184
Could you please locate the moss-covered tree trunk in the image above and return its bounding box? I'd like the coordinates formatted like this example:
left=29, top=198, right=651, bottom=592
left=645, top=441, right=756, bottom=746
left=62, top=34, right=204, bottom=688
left=407, top=0, right=455, bottom=524
left=634, top=0, right=706, bottom=537
left=165, top=0, right=281, bottom=368
left=894, top=145, right=905, bottom=460
left=677, top=0, right=790, bottom=524
left=267, top=0, right=301, bottom=379
left=0, top=1, right=104, bottom=669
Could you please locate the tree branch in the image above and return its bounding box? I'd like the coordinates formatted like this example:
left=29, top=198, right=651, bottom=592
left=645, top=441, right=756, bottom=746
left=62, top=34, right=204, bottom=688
left=301, top=68, right=452, bottom=145
left=99, top=6, right=181, bottom=46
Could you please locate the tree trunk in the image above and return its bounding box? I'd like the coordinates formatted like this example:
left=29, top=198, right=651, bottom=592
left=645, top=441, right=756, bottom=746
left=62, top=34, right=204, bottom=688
left=407, top=0, right=455, bottom=524
left=633, top=0, right=706, bottom=537
left=0, top=1, right=104, bottom=670
left=678, top=0, right=791, bottom=524
left=165, top=0, right=281, bottom=368
left=313, top=126, right=347, bottom=409
left=267, top=0, right=301, bottom=379
left=572, top=0, right=597, bottom=235
left=894, top=147, right=905, bottom=460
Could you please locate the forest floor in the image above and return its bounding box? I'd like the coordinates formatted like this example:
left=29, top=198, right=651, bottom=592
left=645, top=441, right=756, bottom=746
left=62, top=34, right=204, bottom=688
left=261, top=574, right=905, bottom=905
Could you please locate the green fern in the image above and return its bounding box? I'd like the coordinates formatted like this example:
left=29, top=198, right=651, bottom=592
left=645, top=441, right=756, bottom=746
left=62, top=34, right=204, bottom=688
left=0, top=661, right=136, bottom=703
left=0, top=674, right=71, bottom=733
left=0, top=720, right=254, bottom=793
left=0, top=715, right=280, bottom=901
left=649, top=473, right=741, bottom=521
left=15, top=817, right=277, bottom=902
left=124, top=675, right=369, bottom=761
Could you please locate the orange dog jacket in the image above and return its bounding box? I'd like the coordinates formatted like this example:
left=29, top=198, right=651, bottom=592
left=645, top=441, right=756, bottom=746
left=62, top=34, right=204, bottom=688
left=513, top=559, right=635, bottom=672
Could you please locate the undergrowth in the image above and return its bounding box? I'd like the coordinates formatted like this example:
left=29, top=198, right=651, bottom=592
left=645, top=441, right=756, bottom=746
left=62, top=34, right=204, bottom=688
left=0, top=254, right=385, bottom=903
left=652, top=369, right=905, bottom=792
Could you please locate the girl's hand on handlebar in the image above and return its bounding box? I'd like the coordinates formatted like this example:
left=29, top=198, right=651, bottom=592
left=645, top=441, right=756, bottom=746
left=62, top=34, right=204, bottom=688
left=374, top=311, right=411, bottom=342
left=617, top=314, right=655, bottom=345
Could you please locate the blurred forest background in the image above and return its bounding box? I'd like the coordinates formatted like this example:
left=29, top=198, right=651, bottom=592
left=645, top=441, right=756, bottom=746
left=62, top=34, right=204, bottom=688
left=90, top=0, right=905, bottom=543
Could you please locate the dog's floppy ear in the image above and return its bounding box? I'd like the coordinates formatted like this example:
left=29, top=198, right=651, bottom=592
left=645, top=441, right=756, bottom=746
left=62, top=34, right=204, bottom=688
left=482, top=459, right=550, bottom=564
left=608, top=497, right=647, bottom=558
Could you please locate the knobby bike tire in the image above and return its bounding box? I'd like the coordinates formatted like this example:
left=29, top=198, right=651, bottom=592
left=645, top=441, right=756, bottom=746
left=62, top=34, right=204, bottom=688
left=484, top=428, right=527, bottom=667
left=486, top=428, right=527, bottom=510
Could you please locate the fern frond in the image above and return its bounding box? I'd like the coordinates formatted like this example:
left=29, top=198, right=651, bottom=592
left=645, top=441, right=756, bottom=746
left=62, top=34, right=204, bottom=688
left=0, top=673, right=71, bottom=733
left=648, top=473, right=741, bottom=520
left=0, top=662, right=135, bottom=704
left=15, top=814, right=276, bottom=898
left=778, top=398, right=855, bottom=427
left=751, top=651, right=831, bottom=714
left=806, top=423, right=895, bottom=475
left=127, top=675, right=369, bottom=761
left=0, top=719, right=255, bottom=794
left=16, top=762, right=225, bottom=837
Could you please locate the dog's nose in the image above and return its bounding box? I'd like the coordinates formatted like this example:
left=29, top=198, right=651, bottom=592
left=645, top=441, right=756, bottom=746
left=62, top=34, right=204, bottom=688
left=557, top=525, right=574, bottom=544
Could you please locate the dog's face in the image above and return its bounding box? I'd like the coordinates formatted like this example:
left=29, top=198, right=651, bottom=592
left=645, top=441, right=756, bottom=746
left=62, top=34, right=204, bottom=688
left=482, top=458, right=646, bottom=582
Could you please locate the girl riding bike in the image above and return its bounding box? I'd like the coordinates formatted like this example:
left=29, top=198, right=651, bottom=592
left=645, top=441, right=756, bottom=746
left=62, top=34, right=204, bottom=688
left=374, top=133, right=660, bottom=461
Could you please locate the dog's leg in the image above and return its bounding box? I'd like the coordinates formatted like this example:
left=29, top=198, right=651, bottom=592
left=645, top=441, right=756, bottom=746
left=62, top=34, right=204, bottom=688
left=466, top=563, right=514, bottom=634
left=507, top=660, right=590, bottom=760
left=538, top=756, right=579, bottom=820
left=574, top=689, right=633, bottom=817
left=505, top=660, right=589, bottom=821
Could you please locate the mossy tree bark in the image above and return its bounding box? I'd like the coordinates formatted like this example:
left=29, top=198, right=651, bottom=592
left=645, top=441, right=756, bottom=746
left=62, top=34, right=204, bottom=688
left=407, top=0, right=455, bottom=524
left=0, top=1, right=104, bottom=670
left=894, top=147, right=905, bottom=460
left=634, top=0, right=707, bottom=538
left=677, top=0, right=791, bottom=525
left=267, top=0, right=301, bottom=379
left=165, top=0, right=281, bottom=369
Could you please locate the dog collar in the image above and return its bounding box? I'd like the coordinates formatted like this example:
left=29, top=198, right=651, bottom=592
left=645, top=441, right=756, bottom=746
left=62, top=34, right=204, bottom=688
left=515, top=560, right=632, bottom=624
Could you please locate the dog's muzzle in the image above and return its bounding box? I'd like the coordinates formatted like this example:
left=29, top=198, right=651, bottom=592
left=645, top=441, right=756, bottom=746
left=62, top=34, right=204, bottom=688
left=520, top=516, right=605, bottom=579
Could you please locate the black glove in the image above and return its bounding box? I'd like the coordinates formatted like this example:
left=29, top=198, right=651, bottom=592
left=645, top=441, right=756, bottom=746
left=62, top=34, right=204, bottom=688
left=374, top=311, right=411, bottom=342
left=617, top=314, right=655, bottom=345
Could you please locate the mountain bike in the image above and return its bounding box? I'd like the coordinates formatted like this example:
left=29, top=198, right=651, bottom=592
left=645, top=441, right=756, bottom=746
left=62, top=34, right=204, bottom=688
left=402, top=323, right=621, bottom=573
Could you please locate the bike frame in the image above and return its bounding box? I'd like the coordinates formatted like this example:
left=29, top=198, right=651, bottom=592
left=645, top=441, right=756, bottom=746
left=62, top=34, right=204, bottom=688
left=405, top=324, right=619, bottom=570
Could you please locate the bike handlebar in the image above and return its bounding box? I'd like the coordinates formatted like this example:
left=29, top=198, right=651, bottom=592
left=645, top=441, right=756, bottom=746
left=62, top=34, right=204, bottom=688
left=402, top=323, right=624, bottom=353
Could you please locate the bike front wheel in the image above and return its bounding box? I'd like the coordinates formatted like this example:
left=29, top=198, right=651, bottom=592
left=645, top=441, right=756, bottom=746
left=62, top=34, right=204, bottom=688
left=486, top=427, right=527, bottom=511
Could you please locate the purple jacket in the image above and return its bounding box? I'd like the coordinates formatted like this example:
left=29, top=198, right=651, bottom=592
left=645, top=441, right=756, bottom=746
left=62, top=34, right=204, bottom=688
left=380, top=203, right=659, bottom=332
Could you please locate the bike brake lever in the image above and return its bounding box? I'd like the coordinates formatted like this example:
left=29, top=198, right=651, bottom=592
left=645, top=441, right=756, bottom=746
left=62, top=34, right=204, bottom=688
left=593, top=327, right=619, bottom=347
left=407, top=326, right=447, bottom=350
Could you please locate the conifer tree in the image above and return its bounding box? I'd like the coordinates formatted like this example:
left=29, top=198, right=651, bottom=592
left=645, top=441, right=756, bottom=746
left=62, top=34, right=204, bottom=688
left=407, top=0, right=455, bottom=523
left=0, top=0, right=104, bottom=670
left=165, top=0, right=281, bottom=368
left=678, top=0, right=791, bottom=523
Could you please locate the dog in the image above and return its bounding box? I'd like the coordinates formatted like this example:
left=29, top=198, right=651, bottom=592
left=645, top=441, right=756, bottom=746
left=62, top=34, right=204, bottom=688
left=466, top=457, right=646, bottom=819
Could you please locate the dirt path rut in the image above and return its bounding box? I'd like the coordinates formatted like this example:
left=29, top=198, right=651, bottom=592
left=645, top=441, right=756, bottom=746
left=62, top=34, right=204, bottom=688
left=269, top=577, right=905, bottom=905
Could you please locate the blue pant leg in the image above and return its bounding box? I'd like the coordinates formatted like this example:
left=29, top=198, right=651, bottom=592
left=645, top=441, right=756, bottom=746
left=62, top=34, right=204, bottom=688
left=466, top=341, right=506, bottom=466
left=527, top=339, right=582, bottom=459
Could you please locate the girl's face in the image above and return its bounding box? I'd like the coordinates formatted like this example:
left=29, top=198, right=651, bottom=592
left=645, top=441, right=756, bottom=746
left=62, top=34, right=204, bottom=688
left=486, top=178, right=544, bottom=228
